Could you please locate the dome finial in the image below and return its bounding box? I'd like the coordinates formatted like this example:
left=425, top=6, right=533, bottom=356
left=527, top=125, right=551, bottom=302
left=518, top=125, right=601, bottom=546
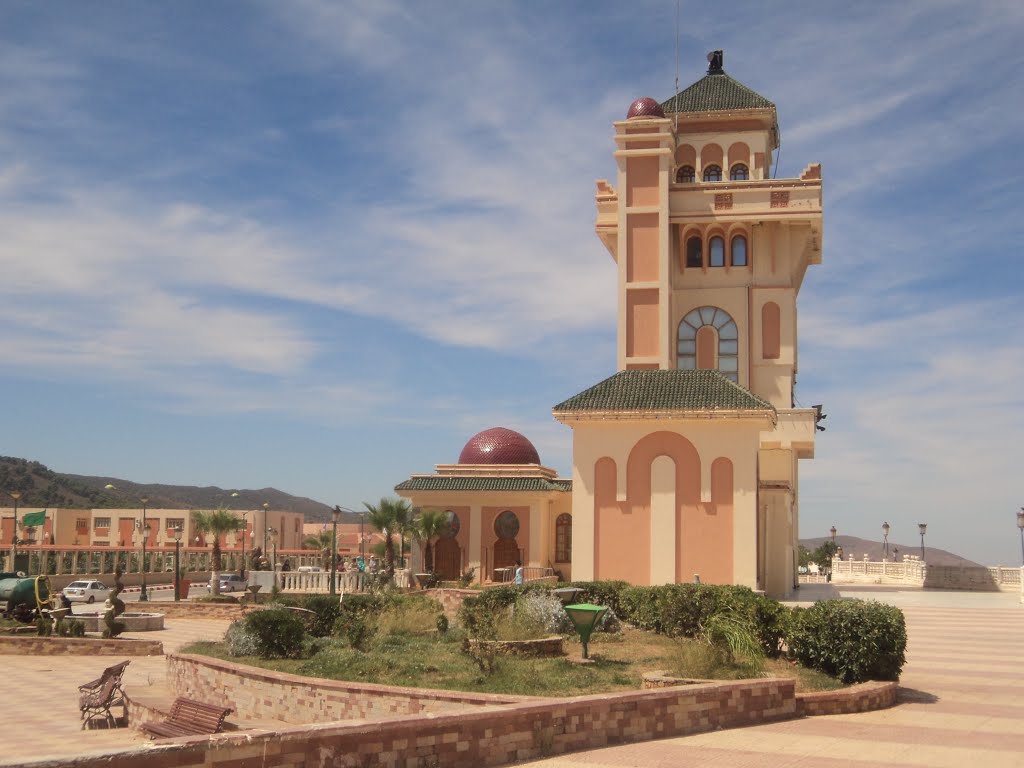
left=707, top=50, right=724, bottom=74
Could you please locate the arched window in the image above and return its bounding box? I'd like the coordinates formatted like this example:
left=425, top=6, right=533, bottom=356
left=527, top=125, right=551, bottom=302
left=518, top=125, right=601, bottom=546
left=709, top=236, right=725, bottom=267
left=703, top=165, right=722, bottom=182
left=730, top=164, right=749, bottom=181
left=686, top=236, right=703, bottom=268
left=555, top=514, right=572, bottom=563
left=731, top=235, right=748, bottom=267
left=675, top=165, right=695, bottom=183
left=677, top=306, right=739, bottom=382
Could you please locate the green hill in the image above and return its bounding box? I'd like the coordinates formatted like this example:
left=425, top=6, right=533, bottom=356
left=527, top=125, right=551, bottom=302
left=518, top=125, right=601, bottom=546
left=0, top=456, right=350, bottom=523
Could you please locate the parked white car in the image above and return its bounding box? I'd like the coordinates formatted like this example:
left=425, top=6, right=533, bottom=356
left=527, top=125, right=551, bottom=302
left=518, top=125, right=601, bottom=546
left=208, top=573, right=248, bottom=592
left=63, top=580, right=109, bottom=604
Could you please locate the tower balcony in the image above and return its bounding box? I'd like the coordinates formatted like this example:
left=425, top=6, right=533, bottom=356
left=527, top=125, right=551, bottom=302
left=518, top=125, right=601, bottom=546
left=669, top=174, right=821, bottom=226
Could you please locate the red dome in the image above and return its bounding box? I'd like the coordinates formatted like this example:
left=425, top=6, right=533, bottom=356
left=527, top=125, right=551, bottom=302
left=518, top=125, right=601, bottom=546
left=458, top=427, right=540, bottom=465
left=626, top=97, right=665, bottom=119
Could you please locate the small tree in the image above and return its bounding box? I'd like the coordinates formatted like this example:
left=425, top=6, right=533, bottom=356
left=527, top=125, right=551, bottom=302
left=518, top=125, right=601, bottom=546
left=414, top=508, right=447, bottom=574
left=192, top=507, right=241, bottom=595
left=391, top=500, right=414, bottom=569
left=363, top=497, right=404, bottom=576
left=304, top=529, right=334, bottom=570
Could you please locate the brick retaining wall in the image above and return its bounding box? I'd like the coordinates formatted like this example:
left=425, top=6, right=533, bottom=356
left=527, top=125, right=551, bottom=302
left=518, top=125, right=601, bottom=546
left=88, top=677, right=794, bottom=768
left=155, top=602, right=247, bottom=620
left=0, top=635, right=163, bottom=655
left=167, top=653, right=522, bottom=724
left=796, top=681, right=898, bottom=716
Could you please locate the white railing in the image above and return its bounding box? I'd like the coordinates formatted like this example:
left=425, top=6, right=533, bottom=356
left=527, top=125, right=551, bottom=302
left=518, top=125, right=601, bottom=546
left=277, top=568, right=413, bottom=594
left=811, top=556, right=1023, bottom=593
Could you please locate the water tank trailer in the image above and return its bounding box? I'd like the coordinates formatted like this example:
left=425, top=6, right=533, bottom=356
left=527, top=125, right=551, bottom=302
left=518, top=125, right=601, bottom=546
left=0, top=573, right=52, bottom=622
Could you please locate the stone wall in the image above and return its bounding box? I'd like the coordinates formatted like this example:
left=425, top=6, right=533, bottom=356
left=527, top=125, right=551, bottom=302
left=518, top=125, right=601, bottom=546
left=923, top=565, right=1021, bottom=592
left=423, top=587, right=478, bottom=620
left=156, top=602, right=246, bottom=620
left=94, top=678, right=793, bottom=768
left=0, top=636, right=162, bottom=655
left=167, top=653, right=521, bottom=724
left=796, top=681, right=898, bottom=716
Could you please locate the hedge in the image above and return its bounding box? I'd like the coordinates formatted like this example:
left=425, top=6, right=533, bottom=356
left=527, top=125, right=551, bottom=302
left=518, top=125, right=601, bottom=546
left=788, top=599, right=907, bottom=683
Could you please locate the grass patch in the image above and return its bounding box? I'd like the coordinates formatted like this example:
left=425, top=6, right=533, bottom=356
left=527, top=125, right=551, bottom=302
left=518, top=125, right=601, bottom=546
left=183, top=624, right=843, bottom=697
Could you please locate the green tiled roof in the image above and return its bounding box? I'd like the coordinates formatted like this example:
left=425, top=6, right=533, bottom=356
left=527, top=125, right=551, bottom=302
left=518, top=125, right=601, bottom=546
left=395, top=477, right=571, bottom=493
left=553, top=370, right=774, bottom=415
left=660, top=71, right=774, bottom=114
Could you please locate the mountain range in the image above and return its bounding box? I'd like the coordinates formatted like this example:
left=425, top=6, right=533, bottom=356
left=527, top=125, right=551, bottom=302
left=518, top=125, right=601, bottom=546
left=0, top=456, right=347, bottom=523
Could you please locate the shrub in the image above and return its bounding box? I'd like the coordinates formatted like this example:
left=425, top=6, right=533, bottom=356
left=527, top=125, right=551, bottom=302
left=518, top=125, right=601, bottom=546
left=567, top=580, right=631, bottom=618
left=596, top=608, right=622, bottom=634
left=301, top=594, right=342, bottom=638
left=195, top=594, right=239, bottom=604
left=36, top=618, right=52, bottom=636
left=224, top=619, right=260, bottom=657
left=436, top=614, right=449, bottom=635
left=515, top=593, right=574, bottom=636
left=67, top=619, right=86, bottom=638
left=788, top=599, right=906, bottom=683
left=241, top=607, right=306, bottom=658
left=459, top=567, right=476, bottom=587
left=700, top=611, right=765, bottom=675
left=457, top=586, right=521, bottom=638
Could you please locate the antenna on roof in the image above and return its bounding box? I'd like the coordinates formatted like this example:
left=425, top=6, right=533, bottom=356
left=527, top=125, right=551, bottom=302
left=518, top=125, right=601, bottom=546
left=673, top=0, right=680, bottom=132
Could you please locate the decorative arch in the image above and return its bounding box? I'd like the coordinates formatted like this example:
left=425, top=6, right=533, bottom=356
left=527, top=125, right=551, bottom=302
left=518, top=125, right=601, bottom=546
left=727, top=141, right=750, bottom=169
left=675, top=143, right=697, bottom=167
left=678, top=306, right=739, bottom=381
left=762, top=302, right=781, bottom=360
left=700, top=143, right=724, bottom=172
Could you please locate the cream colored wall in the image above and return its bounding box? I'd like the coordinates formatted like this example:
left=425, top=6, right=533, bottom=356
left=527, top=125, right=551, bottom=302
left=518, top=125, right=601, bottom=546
left=568, top=418, right=765, bottom=589
left=615, top=118, right=674, bottom=371
left=397, top=490, right=570, bottom=582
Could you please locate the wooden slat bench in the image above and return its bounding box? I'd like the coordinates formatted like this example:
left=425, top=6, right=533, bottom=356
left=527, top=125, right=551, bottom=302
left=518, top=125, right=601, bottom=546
left=140, top=697, right=233, bottom=739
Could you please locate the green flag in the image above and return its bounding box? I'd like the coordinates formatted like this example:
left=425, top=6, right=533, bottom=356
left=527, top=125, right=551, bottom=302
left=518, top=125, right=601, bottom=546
left=21, top=510, right=46, bottom=527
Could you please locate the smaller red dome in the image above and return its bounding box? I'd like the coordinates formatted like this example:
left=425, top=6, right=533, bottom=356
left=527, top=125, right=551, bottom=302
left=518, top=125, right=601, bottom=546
left=459, top=427, right=540, bottom=465
left=627, top=97, right=665, bottom=119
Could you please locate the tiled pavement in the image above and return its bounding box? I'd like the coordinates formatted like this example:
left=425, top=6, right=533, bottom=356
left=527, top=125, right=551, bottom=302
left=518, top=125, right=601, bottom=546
left=0, top=617, right=232, bottom=767
left=1, top=587, right=1021, bottom=767
left=515, top=586, right=1024, bottom=768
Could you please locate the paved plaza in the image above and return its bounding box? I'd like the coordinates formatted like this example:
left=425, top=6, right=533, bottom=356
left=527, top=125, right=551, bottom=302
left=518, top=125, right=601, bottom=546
left=0, top=586, right=1021, bottom=767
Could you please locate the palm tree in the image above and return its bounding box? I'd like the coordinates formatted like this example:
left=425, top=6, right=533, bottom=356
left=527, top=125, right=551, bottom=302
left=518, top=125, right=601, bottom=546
left=192, top=507, right=241, bottom=595
left=363, top=497, right=404, bottom=575
left=304, top=529, right=334, bottom=570
left=391, top=499, right=414, bottom=569
left=414, top=508, right=448, bottom=575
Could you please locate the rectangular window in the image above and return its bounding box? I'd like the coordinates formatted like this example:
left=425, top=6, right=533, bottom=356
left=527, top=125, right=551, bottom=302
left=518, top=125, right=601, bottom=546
left=76, top=518, right=89, bottom=531
left=166, top=518, right=185, bottom=532
left=94, top=517, right=111, bottom=530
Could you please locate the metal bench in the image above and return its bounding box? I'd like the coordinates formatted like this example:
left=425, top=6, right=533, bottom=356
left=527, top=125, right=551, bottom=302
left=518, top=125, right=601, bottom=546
left=79, top=660, right=131, bottom=729
left=141, top=697, right=234, bottom=739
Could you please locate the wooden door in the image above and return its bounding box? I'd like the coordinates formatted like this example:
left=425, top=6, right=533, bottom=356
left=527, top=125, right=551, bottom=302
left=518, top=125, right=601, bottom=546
left=434, top=538, right=461, bottom=580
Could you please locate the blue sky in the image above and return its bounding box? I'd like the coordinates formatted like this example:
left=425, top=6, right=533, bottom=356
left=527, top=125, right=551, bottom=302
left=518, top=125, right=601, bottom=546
left=2, top=1, right=1022, bottom=566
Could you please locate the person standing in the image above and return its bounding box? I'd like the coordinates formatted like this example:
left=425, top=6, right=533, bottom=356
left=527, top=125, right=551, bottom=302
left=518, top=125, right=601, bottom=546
left=514, top=560, right=524, bottom=586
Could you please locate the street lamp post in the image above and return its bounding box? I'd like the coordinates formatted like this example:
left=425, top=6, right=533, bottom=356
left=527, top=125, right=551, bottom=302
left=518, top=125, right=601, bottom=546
left=882, top=521, right=890, bottom=561
left=359, top=512, right=366, bottom=561
left=918, top=523, right=927, bottom=561
left=830, top=526, right=837, bottom=545
left=173, top=528, right=182, bottom=601
left=239, top=511, right=248, bottom=578
left=1016, top=508, right=1024, bottom=566
left=330, top=506, right=341, bottom=595
left=9, top=490, right=22, bottom=569
left=262, top=503, right=270, bottom=554
left=138, top=497, right=150, bottom=602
